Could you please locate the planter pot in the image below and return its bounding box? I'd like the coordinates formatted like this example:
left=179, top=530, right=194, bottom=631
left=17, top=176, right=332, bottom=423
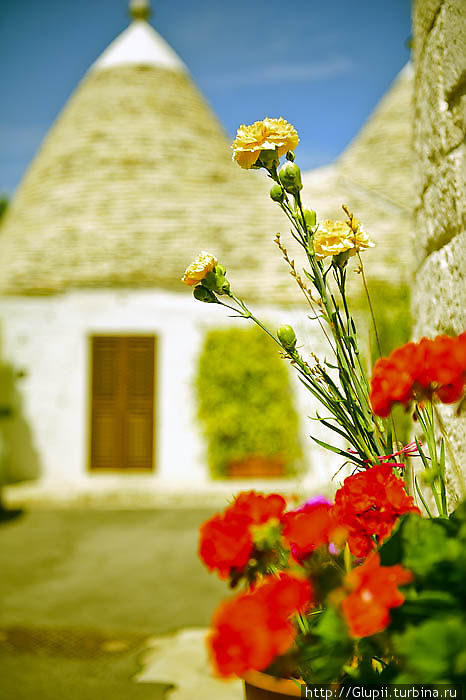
left=242, top=670, right=303, bottom=699
left=227, top=456, right=285, bottom=478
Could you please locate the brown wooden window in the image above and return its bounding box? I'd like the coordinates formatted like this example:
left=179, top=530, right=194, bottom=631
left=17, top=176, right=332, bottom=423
left=89, top=336, right=156, bottom=471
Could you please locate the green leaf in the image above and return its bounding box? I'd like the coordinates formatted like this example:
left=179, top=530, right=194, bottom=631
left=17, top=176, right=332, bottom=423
left=451, top=501, right=466, bottom=522
left=299, top=608, right=353, bottom=684
left=310, top=435, right=365, bottom=466
left=401, top=517, right=459, bottom=577
left=378, top=512, right=411, bottom=566
left=394, top=617, right=466, bottom=683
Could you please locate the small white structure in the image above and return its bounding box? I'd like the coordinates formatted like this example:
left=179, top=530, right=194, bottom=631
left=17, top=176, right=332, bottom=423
left=0, top=3, right=414, bottom=502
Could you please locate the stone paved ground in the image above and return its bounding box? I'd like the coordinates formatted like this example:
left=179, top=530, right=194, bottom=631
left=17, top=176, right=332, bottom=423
left=0, top=508, right=240, bottom=700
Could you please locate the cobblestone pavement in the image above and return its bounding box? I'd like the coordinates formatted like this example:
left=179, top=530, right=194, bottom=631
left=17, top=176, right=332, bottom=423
left=0, top=507, right=236, bottom=700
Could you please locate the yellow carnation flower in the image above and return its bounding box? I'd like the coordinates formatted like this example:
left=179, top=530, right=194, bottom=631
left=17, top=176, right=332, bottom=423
left=182, top=251, right=218, bottom=286
left=313, top=220, right=353, bottom=259
left=232, top=117, right=299, bottom=169
left=313, top=220, right=375, bottom=260
left=351, top=221, right=376, bottom=254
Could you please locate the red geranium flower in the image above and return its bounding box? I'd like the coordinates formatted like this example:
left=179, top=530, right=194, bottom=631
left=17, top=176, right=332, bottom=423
left=199, top=491, right=287, bottom=579
left=341, top=552, right=413, bottom=637
left=254, top=572, right=313, bottom=618
left=331, top=463, right=420, bottom=557
left=210, top=592, right=290, bottom=677
left=199, top=511, right=253, bottom=579
left=281, top=503, right=333, bottom=561
left=209, top=573, right=313, bottom=677
left=228, top=491, right=286, bottom=525
left=370, top=333, right=466, bottom=417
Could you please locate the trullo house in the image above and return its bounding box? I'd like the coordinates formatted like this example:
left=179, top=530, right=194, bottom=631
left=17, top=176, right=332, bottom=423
left=0, top=1, right=414, bottom=501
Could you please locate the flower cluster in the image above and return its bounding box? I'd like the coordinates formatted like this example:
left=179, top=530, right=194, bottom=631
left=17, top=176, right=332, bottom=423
left=231, top=117, right=299, bottom=169
left=202, top=484, right=417, bottom=677
left=370, top=333, right=466, bottom=417
left=332, top=463, right=420, bottom=557
left=200, top=464, right=418, bottom=579
left=312, top=219, right=375, bottom=260
left=209, top=573, right=312, bottom=677
left=199, top=491, right=286, bottom=579
left=280, top=465, right=419, bottom=561
left=341, top=552, right=413, bottom=637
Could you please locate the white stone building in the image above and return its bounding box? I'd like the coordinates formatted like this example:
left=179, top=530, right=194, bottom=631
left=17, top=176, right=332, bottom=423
left=0, top=2, right=414, bottom=502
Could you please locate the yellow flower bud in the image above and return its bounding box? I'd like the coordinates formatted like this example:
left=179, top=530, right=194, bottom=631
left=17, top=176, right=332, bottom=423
left=182, top=252, right=217, bottom=286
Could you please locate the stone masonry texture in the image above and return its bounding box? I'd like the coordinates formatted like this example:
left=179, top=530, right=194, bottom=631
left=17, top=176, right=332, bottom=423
left=412, top=0, right=466, bottom=505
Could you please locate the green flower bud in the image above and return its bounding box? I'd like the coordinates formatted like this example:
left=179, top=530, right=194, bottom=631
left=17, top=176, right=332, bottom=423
left=257, top=148, right=279, bottom=169
left=277, top=325, right=297, bottom=351
left=332, top=250, right=351, bottom=268
left=215, top=275, right=230, bottom=295
left=269, top=184, right=285, bottom=202
left=193, top=286, right=218, bottom=303
left=201, top=270, right=218, bottom=291
left=303, top=209, right=316, bottom=230
left=278, top=161, right=302, bottom=194
left=202, top=269, right=230, bottom=295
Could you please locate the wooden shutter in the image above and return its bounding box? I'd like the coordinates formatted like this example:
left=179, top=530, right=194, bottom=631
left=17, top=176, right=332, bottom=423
left=90, top=336, right=155, bottom=471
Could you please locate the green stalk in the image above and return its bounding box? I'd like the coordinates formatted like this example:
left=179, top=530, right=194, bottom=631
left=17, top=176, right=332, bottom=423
left=252, top=166, right=390, bottom=465
left=226, top=291, right=377, bottom=462
left=416, top=405, right=448, bottom=517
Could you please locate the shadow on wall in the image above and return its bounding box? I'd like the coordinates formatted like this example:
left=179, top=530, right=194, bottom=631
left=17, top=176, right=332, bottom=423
left=0, top=359, right=41, bottom=491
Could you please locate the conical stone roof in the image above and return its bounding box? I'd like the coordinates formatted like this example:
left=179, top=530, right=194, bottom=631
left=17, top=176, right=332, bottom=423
left=0, top=12, right=291, bottom=303
left=338, top=63, right=414, bottom=213
left=302, top=64, right=414, bottom=287
left=0, top=14, right=414, bottom=302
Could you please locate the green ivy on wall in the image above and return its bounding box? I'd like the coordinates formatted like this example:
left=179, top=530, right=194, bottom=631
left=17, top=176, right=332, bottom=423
left=196, top=326, right=302, bottom=478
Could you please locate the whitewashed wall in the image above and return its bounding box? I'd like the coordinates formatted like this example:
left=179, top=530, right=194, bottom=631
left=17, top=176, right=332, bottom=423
left=0, top=289, right=341, bottom=494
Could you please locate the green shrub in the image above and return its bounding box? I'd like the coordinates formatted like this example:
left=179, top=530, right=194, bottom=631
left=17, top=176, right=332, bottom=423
left=196, top=326, right=302, bottom=478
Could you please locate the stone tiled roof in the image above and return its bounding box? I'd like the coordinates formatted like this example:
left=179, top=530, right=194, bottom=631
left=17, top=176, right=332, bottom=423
left=0, top=12, right=414, bottom=304
left=0, top=55, right=292, bottom=302
left=339, top=63, right=415, bottom=213
left=302, top=64, right=415, bottom=289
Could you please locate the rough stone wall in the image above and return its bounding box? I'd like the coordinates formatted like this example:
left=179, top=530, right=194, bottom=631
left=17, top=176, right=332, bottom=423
left=412, top=0, right=466, bottom=503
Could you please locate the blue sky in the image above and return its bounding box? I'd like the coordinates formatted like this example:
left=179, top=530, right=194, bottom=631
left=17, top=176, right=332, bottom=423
left=0, top=0, right=411, bottom=195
